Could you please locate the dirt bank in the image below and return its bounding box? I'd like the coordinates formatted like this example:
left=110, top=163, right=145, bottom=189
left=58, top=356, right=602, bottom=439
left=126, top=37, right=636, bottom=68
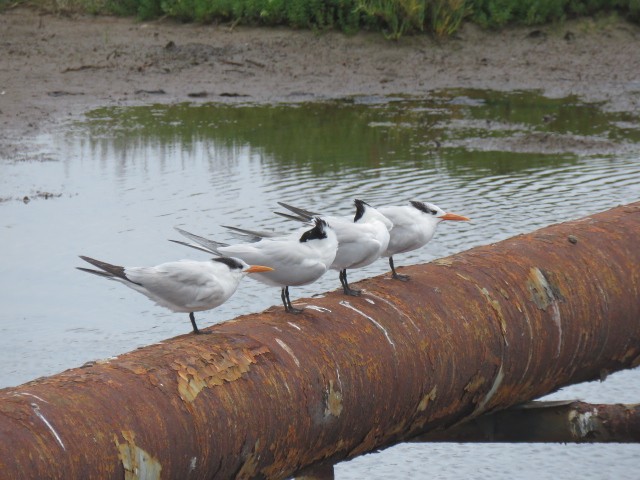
left=2, top=7, right=640, bottom=160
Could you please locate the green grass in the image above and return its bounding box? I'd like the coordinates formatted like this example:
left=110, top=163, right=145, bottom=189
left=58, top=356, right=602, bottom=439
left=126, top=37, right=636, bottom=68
left=4, top=0, right=640, bottom=37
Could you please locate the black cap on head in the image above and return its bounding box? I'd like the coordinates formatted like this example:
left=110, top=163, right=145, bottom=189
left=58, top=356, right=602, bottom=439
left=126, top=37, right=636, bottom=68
left=299, top=217, right=328, bottom=243
left=410, top=200, right=437, bottom=215
left=353, top=199, right=370, bottom=222
left=213, top=257, right=245, bottom=270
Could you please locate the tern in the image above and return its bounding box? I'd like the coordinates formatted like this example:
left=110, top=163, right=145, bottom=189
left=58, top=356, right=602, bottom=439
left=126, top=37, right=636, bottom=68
left=172, top=217, right=338, bottom=314
left=379, top=201, right=470, bottom=281
left=77, top=255, right=273, bottom=334
left=276, top=199, right=393, bottom=296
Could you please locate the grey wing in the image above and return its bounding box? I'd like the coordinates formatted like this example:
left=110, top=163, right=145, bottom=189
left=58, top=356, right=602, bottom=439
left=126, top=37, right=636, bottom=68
left=169, top=239, right=219, bottom=255
left=127, top=264, right=228, bottom=310
left=220, top=240, right=326, bottom=286
left=222, top=225, right=285, bottom=242
left=331, top=223, right=383, bottom=269
left=276, top=202, right=320, bottom=222
left=273, top=210, right=309, bottom=223
left=172, top=227, right=229, bottom=255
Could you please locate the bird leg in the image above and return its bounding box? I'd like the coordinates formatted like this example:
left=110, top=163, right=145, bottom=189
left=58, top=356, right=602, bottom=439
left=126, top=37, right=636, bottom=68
left=339, top=269, right=361, bottom=296
left=389, top=257, right=410, bottom=281
left=189, top=312, right=212, bottom=334
left=281, top=287, right=304, bottom=314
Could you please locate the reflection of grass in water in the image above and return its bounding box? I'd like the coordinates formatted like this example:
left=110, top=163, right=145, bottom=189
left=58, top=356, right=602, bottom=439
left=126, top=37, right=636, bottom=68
left=434, top=88, right=640, bottom=140
left=438, top=148, right=578, bottom=179
left=77, top=90, right=640, bottom=177
left=82, top=100, right=440, bottom=173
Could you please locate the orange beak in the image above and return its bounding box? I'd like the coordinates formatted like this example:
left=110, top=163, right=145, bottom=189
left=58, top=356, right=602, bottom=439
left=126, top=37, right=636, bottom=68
left=441, top=212, right=470, bottom=221
left=246, top=265, right=274, bottom=273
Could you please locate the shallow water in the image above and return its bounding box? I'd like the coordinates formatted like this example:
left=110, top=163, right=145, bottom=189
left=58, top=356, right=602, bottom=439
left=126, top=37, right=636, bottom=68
left=1, top=90, right=639, bottom=478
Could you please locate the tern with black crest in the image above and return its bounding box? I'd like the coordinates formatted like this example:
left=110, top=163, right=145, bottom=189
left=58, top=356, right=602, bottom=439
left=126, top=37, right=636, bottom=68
left=172, top=217, right=338, bottom=313
left=379, top=201, right=470, bottom=281
left=77, top=255, right=273, bottom=334
left=276, top=199, right=393, bottom=296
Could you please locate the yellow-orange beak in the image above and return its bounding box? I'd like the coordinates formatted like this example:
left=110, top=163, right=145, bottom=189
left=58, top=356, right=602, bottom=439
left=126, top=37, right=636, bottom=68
left=246, top=265, right=274, bottom=273
left=441, top=212, right=470, bottom=221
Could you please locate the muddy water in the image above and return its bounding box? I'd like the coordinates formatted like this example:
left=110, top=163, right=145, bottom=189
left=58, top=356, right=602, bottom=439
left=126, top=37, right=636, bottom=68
left=1, top=90, right=639, bottom=478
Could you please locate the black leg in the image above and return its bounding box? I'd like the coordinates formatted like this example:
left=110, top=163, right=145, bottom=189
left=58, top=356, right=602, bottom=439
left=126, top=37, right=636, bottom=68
left=189, top=312, right=201, bottom=334
left=339, top=269, right=361, bottom=296
left=189, top=312, right=212, bottom=334
left=389, top=256, right=410, bottom=281
left=280, top=288, right=288, bottom=311
left=282, top=286, right=304, bottom=314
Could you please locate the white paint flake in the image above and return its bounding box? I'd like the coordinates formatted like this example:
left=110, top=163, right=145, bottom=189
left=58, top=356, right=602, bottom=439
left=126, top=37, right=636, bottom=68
left=31, top=403, right=65, bottom=450
left=306, top=305, right=332, bottom=313
left=339, top=300, right=396, bottom=350
left=275, top=338, right=301, bottom=367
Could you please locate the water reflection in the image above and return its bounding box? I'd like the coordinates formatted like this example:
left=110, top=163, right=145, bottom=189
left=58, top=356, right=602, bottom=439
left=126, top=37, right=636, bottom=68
left=76, top=90, right=640, bottom=179
left=1, top=90, right=639, bottom=392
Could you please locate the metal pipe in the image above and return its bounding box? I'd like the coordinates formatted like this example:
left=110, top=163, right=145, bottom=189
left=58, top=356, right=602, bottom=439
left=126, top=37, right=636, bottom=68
left=1, top=202, right=639, bottom=479
left=414, top=401, right=640, bottom=443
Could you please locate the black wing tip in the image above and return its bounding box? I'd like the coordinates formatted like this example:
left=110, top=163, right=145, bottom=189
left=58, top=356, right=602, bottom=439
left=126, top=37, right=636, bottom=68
left=76, top=266, right=113, bottom=278
left=174, top=227, right=230, bottom=250
left=274, top=211, right=307, bottom=222
left=276, top=201, right=316, bottom=220
left=169, top=239, right=222, bottom=256
left=78, top=255, right=129, bottom=281
left=78, top=255, right=105, bottom=269
left=169, top=238, right=190, bottom=246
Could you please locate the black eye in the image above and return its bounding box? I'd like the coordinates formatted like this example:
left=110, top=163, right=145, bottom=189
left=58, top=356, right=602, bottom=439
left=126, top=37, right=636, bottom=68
left=430, top=209, right=437, bottom=215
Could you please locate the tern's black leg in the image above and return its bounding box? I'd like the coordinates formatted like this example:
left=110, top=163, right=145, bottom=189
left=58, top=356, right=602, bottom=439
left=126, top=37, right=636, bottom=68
left=389, top=256, right=410, bottom=281
left=189, top=312, right=212, bottom=334
left=282, top=286, right=304, bottom=314
left=339, top=269, right=361, bottom=296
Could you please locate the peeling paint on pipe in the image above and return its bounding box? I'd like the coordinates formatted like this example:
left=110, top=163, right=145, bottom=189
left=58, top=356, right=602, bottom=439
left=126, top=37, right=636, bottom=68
left=1, top=203, right=639, bottom=479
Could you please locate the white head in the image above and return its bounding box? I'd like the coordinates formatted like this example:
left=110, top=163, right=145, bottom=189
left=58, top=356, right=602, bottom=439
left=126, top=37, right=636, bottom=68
left=353, top=199, right=394, bottom=231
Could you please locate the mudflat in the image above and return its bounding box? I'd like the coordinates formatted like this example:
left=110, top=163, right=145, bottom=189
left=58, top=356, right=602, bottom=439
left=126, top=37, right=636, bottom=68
left=2, top=7, right=640, bottom=158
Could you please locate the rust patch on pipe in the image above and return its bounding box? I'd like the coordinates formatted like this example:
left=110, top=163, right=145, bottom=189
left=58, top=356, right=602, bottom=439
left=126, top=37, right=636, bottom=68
left=479, top=287, right=508, bottom=343
left=417, top=386, right=437, bottom=412
left=325, top=380, right=343, bottom=418
left=236, top=440, right=261, bottom=479
left=567, top=407, right=600, bottom=440
left=464, top=372, right=486, bottom=398
left=527, top=267, right=560, bottom=310
left=170, top=345, right=270, bottom=402
left=526, top=267, right=563, bottom=356
left=476, top=364, right=505, bottom=413
left=433, top=258, right=454, bottom=266
left=114, top=430, right=162, bottom=480
left=616, top=346, right=640, bottom=364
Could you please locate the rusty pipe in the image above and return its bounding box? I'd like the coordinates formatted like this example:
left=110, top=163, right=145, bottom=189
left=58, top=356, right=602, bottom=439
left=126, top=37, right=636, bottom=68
left=0, top=202, right=639, bottom=479
left=415, top=400, right=640, bottom=443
